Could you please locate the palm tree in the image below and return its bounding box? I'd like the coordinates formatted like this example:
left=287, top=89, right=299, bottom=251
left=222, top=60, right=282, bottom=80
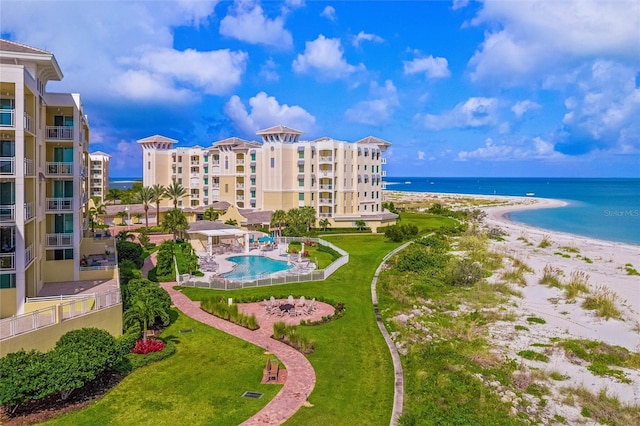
left=162, top=208, right=188, bottom=241
left=355, top=219, right=367, bottom=231
left=319, top=218, right=331, bottom=232
left=115, top=210, right=128, bottom=226
left=224, top=219, right=238, bottom=226
left=135, top=186, right=154, bottom=228
left=105, top=189, right=120, bottom=205
left=123, top=296, right=170, bottom=343
left=165, top=181, right=186, bottom=209
left=300, top=206, right=317, bottom=232
left=88, top=202, right=106, bottom=233
left=270, top=209, right=286, bottom=236
left=203, top=207, right=219, bottom=221
left=116, top=230, right=136, bottom=243
left=149, top=184, right=165, bottom=226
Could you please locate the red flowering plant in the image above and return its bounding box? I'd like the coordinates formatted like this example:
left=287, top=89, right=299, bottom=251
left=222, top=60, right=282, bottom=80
left=133, top=338, right=166, bottom=355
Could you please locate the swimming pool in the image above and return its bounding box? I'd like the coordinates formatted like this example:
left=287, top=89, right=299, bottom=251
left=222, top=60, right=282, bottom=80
left=222, top=255, right=292, bottom=281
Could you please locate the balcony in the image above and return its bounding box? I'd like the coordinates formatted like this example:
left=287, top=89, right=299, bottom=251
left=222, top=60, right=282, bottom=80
left=381, top=170, right=387, bottom=177
left=23, top=159, right=34, bottom=177
left=46, top=126, right=74, bottom=141
left=235, top=195, right=244, bottom=202
left=190, top=160, right=199, bottom=165
left=236, top=159, right=245, bottom=165
left=24, top=112, right=34, bottom=133
left=319, top=169, right=334, bottom=177
left=211, top=184, right=220, bottom=189
left=0, top=157, right=14, bottom=175
left=46, top=198, right=73, bottom=211
left=0, top=205, right=15, bottom=222
left=212, top=160, right=220, bottom=166
left=318, top=212, right=333, bottom=218
left=319, top=156, right=333, bottom=163
left=25, top=244, right=33, bottom=266
left=319, top=184, right=333, bottom=190
left=46, top=162, right=74, bottom=176
left=236, top=183, right=244, bottom=189
left=24, top=203, right=34, bottom=221
left=381, top=158, right=387, bottom=165
left=319, top=198, right=333, bottom=205
left=46, top=233, right=74, bottom=247
left=0, top=109, right=15, bottom=127
left=0, top=253, right=15, bottom=271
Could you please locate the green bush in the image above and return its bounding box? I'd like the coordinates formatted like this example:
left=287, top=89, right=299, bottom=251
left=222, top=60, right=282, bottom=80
left=200, top=299, right=259, bottom=330
left=126, top=340, right=176, bottom=370
left=117, top=324, right=142, bottom=356
left=117, top=241, right=144, bottom=268
left=124, top=278, right=172, bottom=313
left=0, top=350, right=51, bottom=413
left=119, top=259, right=142, bottom=285
left=154, top=240, right=176, bottom=282
left=446, top=257, right=484, bottom=287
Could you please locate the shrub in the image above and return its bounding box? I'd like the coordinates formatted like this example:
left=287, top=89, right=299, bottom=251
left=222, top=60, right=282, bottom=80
left=132, top=338, right=166, bottom=355
left=117, top=241, right=144, bottom=268
left=119, top=259, right=142, bottom=285
left=154, top=240, right=176, bottom=282
left=200, top=298, right=259, bottom=330
left=127, top=340, right=176, bottom=370
left=518, top=350, right=549, bottom=362
left=384, top=225, right=405, bottom=242
left=582, top=287, right=621, bottom=319
left=117, top=324, right=141, bottom=356
left=447, top=257, right=484, bottom=287
left=0, top=350, right=51, bottom=413
left=526, top=317, right=546, bottom=324
left=540, top=264, right=563, bottom=288
left=565, top=271, right=590, bottom=299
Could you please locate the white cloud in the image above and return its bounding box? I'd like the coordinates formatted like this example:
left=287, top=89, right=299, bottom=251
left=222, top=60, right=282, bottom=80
left=468, top=0, right=640, bottom=85
left=352, top=31, right=384, bottom=48
left=457, top=137, right=562, bottom=161
left=292, top=35, right=364, bottom=80
left=404, top=55, right=451, bottom=79
left=220, top=1, right=293, bottom=49
left=452, top=0, right=470, bottom=10
left=111, top=139, right=144, bottom=173
left=224, top=92, right=316, bottom=135
left=259, top=58, right=280, bottom=82
left=417, top=150, right=426, bottom=160
left=419, top=97, right=499, bottom=130
left=345, top=80, right=399, bottom=126
left=0, top=1, right=233, bottom=102
left=512, top=100, right=541, bottom=118
left=321, top=6, right=336, bottom=21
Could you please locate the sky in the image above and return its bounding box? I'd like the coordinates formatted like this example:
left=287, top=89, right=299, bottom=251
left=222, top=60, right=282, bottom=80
left=2, top=0, right=639, bottom=178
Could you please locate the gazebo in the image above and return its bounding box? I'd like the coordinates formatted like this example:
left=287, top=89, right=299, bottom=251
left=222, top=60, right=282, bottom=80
left=186, top=221, right=250, bottom=255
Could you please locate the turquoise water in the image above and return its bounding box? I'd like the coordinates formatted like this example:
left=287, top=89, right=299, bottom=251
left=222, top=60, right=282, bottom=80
left=223, top=255, right=292, bottom=281
left=386, top=178, right=640, bottom=245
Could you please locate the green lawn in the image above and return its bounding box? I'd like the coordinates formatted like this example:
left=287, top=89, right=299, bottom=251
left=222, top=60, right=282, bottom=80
left=398, top=212, right=459, bottom=231
left=43, top=312, right=281, bottom=426
left=181, top=234, right=402, bottom=425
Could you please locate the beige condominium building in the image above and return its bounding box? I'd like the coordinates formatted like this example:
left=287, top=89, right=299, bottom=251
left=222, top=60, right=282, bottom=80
left=0, top=40, right=120, bottom=328
left=139, top=125, right=397, bottom=230
left=89, top=151, right=110, bottom=203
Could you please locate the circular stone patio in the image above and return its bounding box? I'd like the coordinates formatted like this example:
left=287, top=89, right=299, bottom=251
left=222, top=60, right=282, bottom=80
left=237, top=299, right=335, bottom=336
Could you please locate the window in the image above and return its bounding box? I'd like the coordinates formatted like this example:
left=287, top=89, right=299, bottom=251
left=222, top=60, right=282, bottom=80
left=204, top=177, right=208, bottom=185
left=298, top=179, right=304, bottom=187
left=178, top=178, right=182, bottom=184
left=225, top=184, right=229, bottom=193
left=204, top=167, right=208, bottom=174
left=0, top=273, right=15, bottom=289
left=178, top=156, right=182, bottom=162
left=298, top=151, right=304, bottom=159
left=147, top=161, right=151, bottom=170
left=298, top=165, right=304, bottom=173
left=251, top=153, right=256, bottom=161
left=204, top=155, right=208, bottom=163
left=299, top=193, right=304, bottom=201
left=251, top=191, right=256, bottom=198
left=250, top=178, right=256, bottom=186
left=52, top=248, right=74, bottom=260
left=251, top=166, right=256, bottom=173
left=364, top=165, right=367, bottom=171
left=225, top=157, right=229, bottom=169
left=178, top=167, right=182, bottom=173
left=270, top=158, right=275, bottom=168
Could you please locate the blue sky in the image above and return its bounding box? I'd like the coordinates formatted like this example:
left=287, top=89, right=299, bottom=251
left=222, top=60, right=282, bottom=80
left=2, top=0, right=639, bottom=178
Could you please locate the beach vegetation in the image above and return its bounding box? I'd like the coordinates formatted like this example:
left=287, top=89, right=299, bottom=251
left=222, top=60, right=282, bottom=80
left=554, top=252, right=571, bottom=258
left=582, top=287, right=621, bottom=320
left=564, top=271, right=590, bottom=299
left=550, top=371, right=570, bottom=381
left=515, top=325, right=529, bottom=331
left=582, top=256, right=593, bottom=264
left=624, top=263, right=640, bottom=276
left=518, top=350, right=549, bottom=362
left=561, top=386, right=640, bottom=425
left=538, top=234, right=552, bottom=248
left=558, top=245, right=580, bottom=253
left=540, top=264, right=563, bottom=288
left=526, top=317, right=546, bottom=325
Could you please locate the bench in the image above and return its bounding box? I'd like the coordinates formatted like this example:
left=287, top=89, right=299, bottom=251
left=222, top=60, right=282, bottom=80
left=265, top=358, right=279, bottom=382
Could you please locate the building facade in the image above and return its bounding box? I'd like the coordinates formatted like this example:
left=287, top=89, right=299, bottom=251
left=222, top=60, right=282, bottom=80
left=139, top=125, right=395, bottom=228
left=0, top=39, right=95, bottom=317
left=89, top=151, right=110, bottom=203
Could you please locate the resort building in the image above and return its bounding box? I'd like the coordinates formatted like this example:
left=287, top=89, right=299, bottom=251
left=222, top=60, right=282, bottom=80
left=139, top=125, right=397, bottom=231
left=0, top=39, right=120, bottom=353
left=89, top=151, right=110, bottom=203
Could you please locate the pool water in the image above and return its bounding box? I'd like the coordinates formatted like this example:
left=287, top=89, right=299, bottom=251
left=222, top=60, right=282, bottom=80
left=223, top=255, right=292, bottom=281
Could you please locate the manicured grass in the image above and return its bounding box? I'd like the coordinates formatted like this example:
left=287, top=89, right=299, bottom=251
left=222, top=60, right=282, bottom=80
left=287, top=241, right=337, bottom=269
left=398, top=212, right=459, bottom=232
left=43, top=312, right=281, bottom=426
left=181, top=234, right=401, bottom=425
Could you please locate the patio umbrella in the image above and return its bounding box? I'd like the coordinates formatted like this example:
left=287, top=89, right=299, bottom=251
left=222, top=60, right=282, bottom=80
left=258, top=236, right=272, bottom=243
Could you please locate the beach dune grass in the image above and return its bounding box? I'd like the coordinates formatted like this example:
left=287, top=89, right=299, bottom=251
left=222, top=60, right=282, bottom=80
left=582, top=286, right=621, bottom=320
left=43, top=312, right=281, bottom=426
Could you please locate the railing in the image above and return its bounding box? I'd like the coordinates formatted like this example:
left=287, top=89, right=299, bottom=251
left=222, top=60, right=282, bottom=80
left=46, top=161, right=73, bottom=176
left=0, top=157, right=14, bottom=174
left=24, top=112, right=34, bottom=133
left=24, top=202, right=34, bottom=221
left=236, top=183, right=244, bottom=189
left=190, top=160, right=199, bottom=165
left=0, top=253, right=15, bottom=270
left=45, top=126, right=74, bottom=140
left=0, top=289, right=121, bottom=340
left=381, top=170, right=387, bottom=177
left=0, top=205, right=15, bottom=222
left=0, top=109, right=15, bottom=127
left=320, top=170, right=334, bottom=176
left=319, top=156, right=333, bottom=162
left=236, top=159, right=245, bottom=165
left=24, top=158, right=34, bottom=176
left=319, top=198, right=333, bottom=205
left=46, top=198, right=73, bottom=211
left=212, top=184, right=220, bottom=189
left=181, top=237, right=348, bottom=290
left=319, top=184, right=333, bottom=190
left=46, top=233, right=73, bottom=247
left=212, top=161, right=220, bottom=166
left=318, top=213, right=332, bottom=218
left=236, top=196, right=244, bottom=201
left=381, top=158, right=387, bottom=164
left=25, top=244, right=33, bottom=266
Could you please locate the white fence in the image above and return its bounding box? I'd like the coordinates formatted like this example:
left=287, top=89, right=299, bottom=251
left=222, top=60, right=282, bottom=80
left=0, top=289, right=121, bottom=340
left=180, top=236, right=349, bottom=290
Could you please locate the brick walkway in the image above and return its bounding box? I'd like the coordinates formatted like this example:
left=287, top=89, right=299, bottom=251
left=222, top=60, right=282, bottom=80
left=143, top=252, right=316, bottom=425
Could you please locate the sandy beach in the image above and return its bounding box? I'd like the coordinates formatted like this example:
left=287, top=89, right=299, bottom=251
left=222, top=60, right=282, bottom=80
left=388, top=190, right=640, bottom=416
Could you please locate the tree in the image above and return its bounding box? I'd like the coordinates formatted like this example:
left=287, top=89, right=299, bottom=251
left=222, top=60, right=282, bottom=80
left=149, top=184, right=166, bottom=225
left=270, top=209, right=287, bottom=236
left=202, top=207, right=219, bottom=221
left=319, top=218, right=331, bottom=232
left=165, top=180, right=186, bottom=208
left=135, top=186, right=154, bottom=228
left=115, top=210, right=128, bottom=226
left=224, top=218, right=238, bottom=226
left=300, top=206, right=317, bottom=232
left=105, top=189, right=121, bottom=205
left=355, top=219, right=367, bottom=231
left=181, top=243, right=199, bottom=276
left=123, top=295, right=170, bottom=343
left=116, top=230, right=136, bottom=243
left=162, top=208, right=188, bottom=241
left=88, top=202, right=106, bottom=233
left=0, top=350, right=50, bottom=414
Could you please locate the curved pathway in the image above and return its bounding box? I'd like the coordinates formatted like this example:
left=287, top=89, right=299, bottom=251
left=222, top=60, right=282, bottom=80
left=371, top=242, right=412, bottom=426
left=143, top=253, right=316, bottom=425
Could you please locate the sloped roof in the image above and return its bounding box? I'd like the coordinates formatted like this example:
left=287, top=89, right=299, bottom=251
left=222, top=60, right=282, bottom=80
left=354, top=136, right=392, bottom=147
left=136, top=135, right=178, bottom=144
left=187, top=220, right=240, bottom=232
left=213, top=137, right=261, bottom=149
left=256, top=125, right=303, bottom=135
left=90, top=151, right=111, bottom=158
left=238, top=209, right=273, bottom=225
left=0, top=39, right=51, bottom=55
left=0, top=39, right=62, bottom=82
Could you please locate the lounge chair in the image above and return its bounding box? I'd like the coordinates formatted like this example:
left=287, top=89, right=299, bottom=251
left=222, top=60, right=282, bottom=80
left=297, top=296, right=306, bottom=307
left=288, top=295, right=294, bottom=305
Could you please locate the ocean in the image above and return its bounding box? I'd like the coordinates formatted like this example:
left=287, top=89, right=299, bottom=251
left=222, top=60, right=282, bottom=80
left=109, top=178, right=141, bottom=190
left=385, top=177, right=640, bottom=245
